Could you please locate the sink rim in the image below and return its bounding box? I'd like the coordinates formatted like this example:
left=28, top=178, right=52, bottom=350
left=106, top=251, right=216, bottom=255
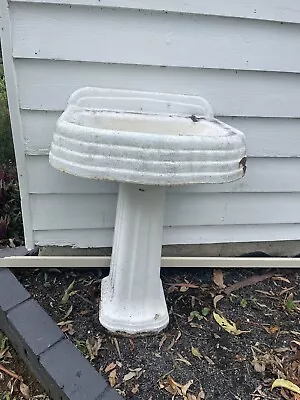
left=49, top=87, right=246, bottom=185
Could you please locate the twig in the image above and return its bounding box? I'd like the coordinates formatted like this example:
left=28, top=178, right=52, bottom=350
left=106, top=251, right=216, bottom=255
left=224, top=271, right=275, bottom=295
left=0, top=363, right=22, bottom=381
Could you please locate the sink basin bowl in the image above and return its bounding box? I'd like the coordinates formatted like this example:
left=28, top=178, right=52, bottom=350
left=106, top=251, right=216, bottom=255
left=49, top=88, right=246, bottom=334
left=49, top=88, right=246, bottom=186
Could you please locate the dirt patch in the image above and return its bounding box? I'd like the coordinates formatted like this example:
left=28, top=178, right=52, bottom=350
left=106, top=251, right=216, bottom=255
left=14, top=267, right=300, bottom=400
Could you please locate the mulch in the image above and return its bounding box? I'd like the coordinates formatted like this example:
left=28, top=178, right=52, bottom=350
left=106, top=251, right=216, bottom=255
left=13, top=266, right=300, bottom=400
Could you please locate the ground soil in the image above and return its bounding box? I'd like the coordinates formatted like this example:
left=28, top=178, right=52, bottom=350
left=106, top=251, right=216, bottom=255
left=0, top=330, right=50, bottom=400
left=13, top=267, right=300, bottom=400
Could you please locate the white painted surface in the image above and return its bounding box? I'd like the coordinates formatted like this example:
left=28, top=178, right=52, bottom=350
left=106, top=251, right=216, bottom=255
left=10, top=3, right=300, bottom=73
left=10, top=0, right=300, bottom=25
left=100, top=184, right=169, bottom=333
left=2, top=256, right=300, bottom=269
left=21, top=111, right=300, bottom=157
left=1, top=0, right=300, bottom=248
left=49, top=88, right=246, bottom=185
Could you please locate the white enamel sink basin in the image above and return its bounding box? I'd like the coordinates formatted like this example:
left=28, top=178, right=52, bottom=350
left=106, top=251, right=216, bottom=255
left=49, top=88, right=246, bottom=335
left=50, top=87, right=246, bottom=186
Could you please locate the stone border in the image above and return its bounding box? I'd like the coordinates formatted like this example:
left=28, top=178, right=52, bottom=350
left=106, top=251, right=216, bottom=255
left=0, top=267, right=123, bottom=400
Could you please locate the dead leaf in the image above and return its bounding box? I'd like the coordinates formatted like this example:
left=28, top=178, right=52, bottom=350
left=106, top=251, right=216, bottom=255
left=159, top=334, right=167, bottom=351
left=213, top=294, right=224, bottom=309
left=20, top=382, right=30, bottom=399
left=123, top=368, right=143, bottom=382
left=132, top=384, right=139, bottom=394
left=188, top=311, right=203, bottom=323
left=57, top=320, right=75, bottom=335
left=86, top=336, right=102, bottom=361
left=272, top=379, right=300, bottom=395
left=109, top=369, right=117, bottom=387
left=175, top=331, right=182, bottom=343
left=191, top=347, right=202, bottom=359
left=160, top=376, right=194, bottom=398
left=113, top=337, right=121, bottom=358
left=272, top=276, right=291, bottom=283
left=129, top=338, right=135, bottom=352
left=213, top=269, right=226, bottom=289
left=176, top=353, right=192, bottom=366
left=197, top=387, right=205, bottom=399
left=291, top=331, right=300, bottom=337
left=213, top=312, right=250, bottom=335
left=172, top=283, right=199, bottom=289
left=61, top=280, right=77, bottom=304
left=235, top=354, right=247, bottom=362
left=180, top=286, right=189, bottom=293
left=166, top=337, right=176, bottom=351
left=224, top=272, right=274, bottom=295
left=204, top=355, right=215, bottom=365
left=62, top=304, right=73, bottom=320
left=181, top=380, right=193, bottom=396
left=105, top=362, right=116, bottom=373
left=263, top=325, right=280, bottom=335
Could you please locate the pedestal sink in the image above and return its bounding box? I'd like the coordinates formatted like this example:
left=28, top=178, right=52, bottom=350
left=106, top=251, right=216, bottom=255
left=49, top=87, right=246, bottom=334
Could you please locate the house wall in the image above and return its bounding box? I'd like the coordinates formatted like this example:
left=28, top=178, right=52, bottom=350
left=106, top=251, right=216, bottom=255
left=1, top=0, right=300, bottom=250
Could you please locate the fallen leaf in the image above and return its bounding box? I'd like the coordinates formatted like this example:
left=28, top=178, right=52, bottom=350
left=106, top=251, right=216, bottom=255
left=57, top=320, right=75, bottom=335
left=213, top=312, right=250, bottom=335
left=213, top=269, right=226, bottom=289
left=166, top=337, right=176, bottom=351
left=132, top=384, right=139, bottom=394
left=175, top=331, right=182, bottom=343
left=191, top=347, right=202, bottom=359
left=181, top=380, right=193, bottom=396
left=61, top=280, right=77, bottom=304
left=86, top=336, right=102, bottom=361
left=112, top=337, right=121, bottom=358
left=180, top=286, right=189, bottom=293
left=105, top=362, right=116, bottom=373
left=123, top=368, right=143, bottom=382
left=63, top=304, right=73, bottom=320
left=188, top=311, right=203, bottom=323
left=201, top=307, right=210, bottom=317
left=235, top=354, right=247, bottom=362
left=272, top=276, right=291, bottom=283
left=264, top=325, right=280, bottom=335
left=109, top=369, right=117, bottom=387
left=213, top=295, right=224, bottom=309
left=197, top=387, right=206, bottom=399
left=159, top=334, right=167, bottom=351
left=204, top=355, right=215, bottom=365
left=20, top=382, right=30, bottom=399
left=172, top=283, right=199, bottom=289
left=175, top=353, right=192, bottom=366
left=271, top=379, right=300, bottom=395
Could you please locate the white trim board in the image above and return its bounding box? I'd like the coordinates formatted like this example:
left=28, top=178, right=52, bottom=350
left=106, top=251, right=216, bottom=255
left=0, top=0, right=34, bottom=249
left=10, top=0, right=300, bottom=25
left=1, top=256, right=300, bottom=268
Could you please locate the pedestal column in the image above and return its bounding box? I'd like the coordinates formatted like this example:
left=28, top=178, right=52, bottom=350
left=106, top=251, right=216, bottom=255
left=99, top=183, right=169, bottom=334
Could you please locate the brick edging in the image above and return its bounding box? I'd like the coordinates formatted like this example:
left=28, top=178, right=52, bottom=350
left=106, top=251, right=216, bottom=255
left=0, top=267, right=123, bottom=400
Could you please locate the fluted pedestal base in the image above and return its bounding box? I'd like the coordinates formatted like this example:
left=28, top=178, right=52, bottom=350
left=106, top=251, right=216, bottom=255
left=99, top=183, right=169, bottom=334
